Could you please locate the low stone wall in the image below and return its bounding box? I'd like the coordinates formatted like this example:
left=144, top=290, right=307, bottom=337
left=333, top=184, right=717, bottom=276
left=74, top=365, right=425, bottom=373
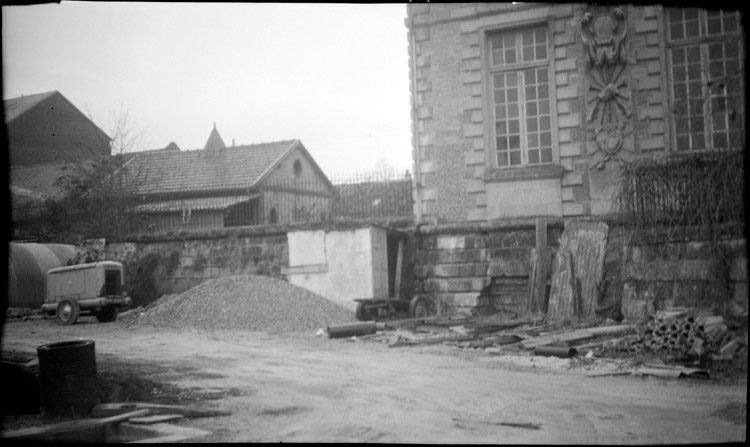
left=412, top=219, right=564, bottom=315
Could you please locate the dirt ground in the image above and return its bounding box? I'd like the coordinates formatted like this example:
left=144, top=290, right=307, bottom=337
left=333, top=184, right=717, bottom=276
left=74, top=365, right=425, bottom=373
left=1, top=317, right=746, bottom=444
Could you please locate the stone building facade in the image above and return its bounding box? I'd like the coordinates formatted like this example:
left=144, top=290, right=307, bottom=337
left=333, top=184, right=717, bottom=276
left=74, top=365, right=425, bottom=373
left=406, top=3, right=744, bottom=223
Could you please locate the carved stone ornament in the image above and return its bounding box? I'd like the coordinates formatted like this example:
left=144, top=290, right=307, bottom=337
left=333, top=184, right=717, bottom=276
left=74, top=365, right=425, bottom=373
left=581, top=5, right=633, bottom=170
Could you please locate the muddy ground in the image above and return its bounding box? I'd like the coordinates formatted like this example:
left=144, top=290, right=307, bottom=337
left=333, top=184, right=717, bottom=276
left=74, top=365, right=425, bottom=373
left=1, top=317, right=746, bottom=444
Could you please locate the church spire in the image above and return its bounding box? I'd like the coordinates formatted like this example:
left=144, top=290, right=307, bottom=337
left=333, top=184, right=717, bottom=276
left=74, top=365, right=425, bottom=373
left=204, top=123, right=226, bottom=157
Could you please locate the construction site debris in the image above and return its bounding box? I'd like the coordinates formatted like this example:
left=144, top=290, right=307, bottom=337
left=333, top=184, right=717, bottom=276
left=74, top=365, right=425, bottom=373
left=132, top=276, right=355, bottom=332
left=534, top=346, right=578, bottom=358
left=327, top=322, right=378, bottom=339
left=0, top=409, right=150, bottom=441
left=92, top=402, right=232, bottom=419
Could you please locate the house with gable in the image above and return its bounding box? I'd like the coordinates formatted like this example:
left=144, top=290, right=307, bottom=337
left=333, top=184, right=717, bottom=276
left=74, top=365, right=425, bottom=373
left=6, top=91, right=112, bottom=239
left=121, top=125, right=337, bottom=232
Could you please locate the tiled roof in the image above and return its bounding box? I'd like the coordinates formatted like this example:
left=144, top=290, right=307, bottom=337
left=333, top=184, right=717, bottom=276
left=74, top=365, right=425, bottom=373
left=3, top=91, right=58, bottom=123
left=122, top=139, right=300, bottom=193
left=134, top=195, right=259, bottom=213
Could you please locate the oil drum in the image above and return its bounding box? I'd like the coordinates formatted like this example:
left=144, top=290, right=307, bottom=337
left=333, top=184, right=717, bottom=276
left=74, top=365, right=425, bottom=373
left=37, top=340, right=98, bottom=418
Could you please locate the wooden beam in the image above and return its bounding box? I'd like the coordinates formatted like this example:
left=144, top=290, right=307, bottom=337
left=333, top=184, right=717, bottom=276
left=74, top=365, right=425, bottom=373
left=535, top=217, right=548, bottom=313
left=394, top=239, right=404, bottom=299
left=280, top=264, right=328, bottom=275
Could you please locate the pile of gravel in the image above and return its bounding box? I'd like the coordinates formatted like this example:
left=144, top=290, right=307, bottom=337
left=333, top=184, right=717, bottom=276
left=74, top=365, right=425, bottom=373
left=133, top=275, right=355, bottom=332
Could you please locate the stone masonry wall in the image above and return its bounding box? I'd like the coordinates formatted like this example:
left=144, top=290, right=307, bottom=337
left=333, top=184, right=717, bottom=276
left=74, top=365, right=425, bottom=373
left=408, top=3, right=671, bottom=222
left=412, top=220, right=564, bottom=314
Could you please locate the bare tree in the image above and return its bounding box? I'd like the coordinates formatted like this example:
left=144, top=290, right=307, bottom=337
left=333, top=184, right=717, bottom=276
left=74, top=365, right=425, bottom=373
left=46, top=105, right=154, bottom=240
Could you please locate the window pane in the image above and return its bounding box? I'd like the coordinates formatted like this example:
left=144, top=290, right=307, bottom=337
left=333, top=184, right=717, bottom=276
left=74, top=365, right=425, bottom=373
left=707, top=17, right=722, bottom=35
left=538, top=85, right=549, bottom=99
left=508, top=104, right=518, bottom=118
left=526, top=86, right=536, bottom=100
left=495, top=105, right=506, bottom=119
left=670, top=23, right=685, bottom=40
left=493, top=74, right=505, bottom=88
left=684, top=8, right=698, bottom=20
left=713, top=132, right=728, bottom=148
left=528, top=149, right=539, bottom=164
left=724, top=13, right=738, bottom=32
left=537, top=68, right=548, bottom=83
left=528, top=133, right=539, bottom=147
left=541, top=148, right=553, bottom=163
left=522, top=29, right=534, bottom=46
left=509, top=151, right=522, bottom=165
left=540, top=132, right=552, bottom=147
left=692, top=133, right=705, bottom=149
left=494, top=90, right=506, bottom=104
left=709, top=44, right=723, bottom=60
left=672, top=47, right=685, bottom=64
left=539, top=116, right=550, bottom=131
left=523, top=46, right=534, bottom=62
left=539, top=101, right=550, bottom=114
left=685, top=20, right=700, bottom=37
left=527, top=118, right=538, bottom=132
left=503, top=33, right=515, bottom=48
left=508, top=120, right=519, bottom=134
left=497, top=151, right=509, bottom=166
left=507, top=72, right=518, bottom=86
left=527, top=101, right=537, bottom=115
left=507, top=88, right=518, bottom=102
left=497, top=137, right=508, bottom=151
left=535, top=27, right=547, bottom=44
left=496, top=121, right=507, bottom=135
left=505, top=49, right=517, bottom=64
left=677, top=135, right=690, bottom=151
left=509, top=135, right=520, bottom=149
left=525, top=69, right=536, bottom=84
left=536, top=44, right=547, bottom=60
left=729, top=131, right=742, bottom=147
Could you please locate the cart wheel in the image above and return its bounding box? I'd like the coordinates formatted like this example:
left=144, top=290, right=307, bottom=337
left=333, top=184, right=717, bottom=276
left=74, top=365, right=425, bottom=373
left=409, top=296, right=432, bottom=319
left=355, top=302, right=371, bottom=321
left=56, top=299, right=80, bottom=325
left=95, top=307, right=119, bottom=323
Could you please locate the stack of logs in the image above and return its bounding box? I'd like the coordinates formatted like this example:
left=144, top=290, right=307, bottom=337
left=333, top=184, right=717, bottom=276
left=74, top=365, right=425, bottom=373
left=605, top=309, right=747, bottom=357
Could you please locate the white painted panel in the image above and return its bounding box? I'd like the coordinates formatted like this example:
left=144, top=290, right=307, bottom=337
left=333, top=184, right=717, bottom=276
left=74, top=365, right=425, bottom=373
left=287, top=230, right=327, bottom=267
left=486, top=178, right=562, bottom=219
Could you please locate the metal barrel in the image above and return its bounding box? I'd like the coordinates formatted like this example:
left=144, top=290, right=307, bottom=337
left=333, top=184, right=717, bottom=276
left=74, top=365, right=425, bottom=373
left=37, top=340, right=98, bottom=418
left=326, top=322, right=377, bottom=339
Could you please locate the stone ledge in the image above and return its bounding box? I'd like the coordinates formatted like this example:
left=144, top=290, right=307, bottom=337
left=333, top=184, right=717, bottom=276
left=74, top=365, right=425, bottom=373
left=484, top=164, right=565, bottom=183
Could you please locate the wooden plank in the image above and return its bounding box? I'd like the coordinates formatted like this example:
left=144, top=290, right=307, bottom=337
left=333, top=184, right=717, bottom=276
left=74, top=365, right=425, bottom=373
left=535, top=217, right=547, bottom=313
left=1, top=409, right=150, bottom=440
left=394, top=239, right=404, bottom=299
left=546, top=221, right=608, bottom=322
left=527, top=248, right=538, bottom=313
left=92, top=403, right=231, bottom=419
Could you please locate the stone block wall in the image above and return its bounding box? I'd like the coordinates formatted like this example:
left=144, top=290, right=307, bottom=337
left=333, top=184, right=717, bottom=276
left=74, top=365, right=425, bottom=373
left=602, top=225, right=748, bottom=323
left=104, top=227, right=289, bottom=307
left=412, top=220, right=563, bottom=314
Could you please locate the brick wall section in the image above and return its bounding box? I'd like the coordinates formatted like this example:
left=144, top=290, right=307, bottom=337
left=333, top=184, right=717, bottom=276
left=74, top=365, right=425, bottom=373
left=407, top=4, right=676, bottom=222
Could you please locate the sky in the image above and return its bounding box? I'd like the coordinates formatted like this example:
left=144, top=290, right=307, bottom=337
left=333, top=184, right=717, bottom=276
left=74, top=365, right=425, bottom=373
left=2, top=2, right=414, bottom=176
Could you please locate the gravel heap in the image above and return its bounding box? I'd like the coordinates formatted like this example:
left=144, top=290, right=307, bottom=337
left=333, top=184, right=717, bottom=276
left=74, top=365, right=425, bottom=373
left=134, top=275, right=356, bottom=332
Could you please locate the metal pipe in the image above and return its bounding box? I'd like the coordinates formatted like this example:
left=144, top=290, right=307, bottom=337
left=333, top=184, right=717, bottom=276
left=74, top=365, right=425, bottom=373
left=533, top=346, right=578, bottom=358
left=326, top=322, right=377, bottom=339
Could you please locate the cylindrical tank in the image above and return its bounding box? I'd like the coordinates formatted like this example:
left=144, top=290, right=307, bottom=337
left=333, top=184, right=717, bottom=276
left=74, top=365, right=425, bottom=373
left=8, top=243, right=76, bottom=308
left=37, top=340, right=98, bottom=418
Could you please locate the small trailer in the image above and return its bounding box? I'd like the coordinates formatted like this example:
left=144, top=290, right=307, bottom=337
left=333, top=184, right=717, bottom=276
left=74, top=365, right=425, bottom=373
left=41, top=261, right=132, bottom=325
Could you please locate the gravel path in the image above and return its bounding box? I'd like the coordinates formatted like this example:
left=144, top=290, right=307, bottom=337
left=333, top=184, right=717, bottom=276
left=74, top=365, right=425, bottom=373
left=134, top=275, right=355, bottom=332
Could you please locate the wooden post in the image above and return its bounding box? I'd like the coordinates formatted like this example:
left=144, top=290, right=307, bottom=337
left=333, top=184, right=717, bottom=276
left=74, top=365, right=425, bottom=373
left=394, top=238, right=404, bottom=299
left=535, top=217, right=548, bottom=313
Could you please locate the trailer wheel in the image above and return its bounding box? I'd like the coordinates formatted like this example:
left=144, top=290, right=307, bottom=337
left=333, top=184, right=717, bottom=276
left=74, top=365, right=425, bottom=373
left=56, top=299, right=80, bottom=325
left=95, top=307, right=119, bottom=323
left=409, top=296, right=432, bottom=319
left=355, top=302, right=371, bottom=321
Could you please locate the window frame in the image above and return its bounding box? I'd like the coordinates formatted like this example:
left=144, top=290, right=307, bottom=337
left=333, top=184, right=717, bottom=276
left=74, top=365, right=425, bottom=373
left=665, top=7, right=745, bottom=153
left=481, top=18, right=559, bottom=172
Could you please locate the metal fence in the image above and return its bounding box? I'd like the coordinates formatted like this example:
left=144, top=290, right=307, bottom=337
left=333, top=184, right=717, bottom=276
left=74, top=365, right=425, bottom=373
left=616, top=149, right=745, bottom=227
left=11, top=170, right=414, bottom=241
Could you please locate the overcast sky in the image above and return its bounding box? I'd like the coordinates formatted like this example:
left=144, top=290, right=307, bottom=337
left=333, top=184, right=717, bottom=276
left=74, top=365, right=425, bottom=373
left=2, top=2, right=413, bottom=176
